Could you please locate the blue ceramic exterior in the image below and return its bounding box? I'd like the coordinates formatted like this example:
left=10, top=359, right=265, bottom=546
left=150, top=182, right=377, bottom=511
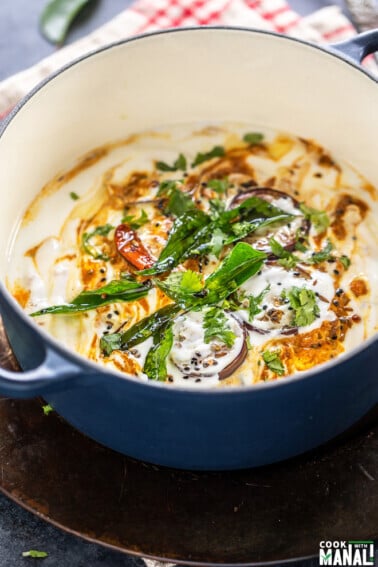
left=0, top=28, right=377, bottom=470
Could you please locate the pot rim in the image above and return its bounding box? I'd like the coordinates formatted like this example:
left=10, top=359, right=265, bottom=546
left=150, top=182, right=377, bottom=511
left=0, top=26, right=377, bottom=396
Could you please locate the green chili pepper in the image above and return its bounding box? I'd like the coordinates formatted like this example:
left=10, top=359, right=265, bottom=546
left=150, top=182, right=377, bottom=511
left=40, top=0, right=92, bottom=45
left=30, top=279, right=151, bottom=316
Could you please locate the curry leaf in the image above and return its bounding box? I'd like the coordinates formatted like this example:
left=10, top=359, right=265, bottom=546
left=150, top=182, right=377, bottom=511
left=30, top=279, right=151, bottom=316
left=139, top=209, right=210, bottom=275
left=100, top=304, right=181, bottom=355
left=143, top=323, right=174, bottom=381
left=40, top=0, right=92, bottom=44
left=204, top=243, right=267, bottom=305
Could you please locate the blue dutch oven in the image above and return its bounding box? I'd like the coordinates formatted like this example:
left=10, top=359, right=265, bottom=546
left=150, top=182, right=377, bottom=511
left=0, top=27, right=377, bottom=470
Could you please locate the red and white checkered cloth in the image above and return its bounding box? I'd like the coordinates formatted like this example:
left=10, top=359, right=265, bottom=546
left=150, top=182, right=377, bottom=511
left=0, top=0, right=370, bottom=117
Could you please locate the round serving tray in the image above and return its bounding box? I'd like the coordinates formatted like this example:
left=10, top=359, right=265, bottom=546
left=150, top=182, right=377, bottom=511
left=0, top=320, right=377, bottom=566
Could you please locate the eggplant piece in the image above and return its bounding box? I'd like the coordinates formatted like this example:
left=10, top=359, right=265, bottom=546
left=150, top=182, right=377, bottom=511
left=229, top=187, right=310, bottom=253
left=218, top=330, right=248, bottom=380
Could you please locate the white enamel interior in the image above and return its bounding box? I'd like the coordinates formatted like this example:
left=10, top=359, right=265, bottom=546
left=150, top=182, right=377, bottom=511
left=0, top=28, right=377, bottom=279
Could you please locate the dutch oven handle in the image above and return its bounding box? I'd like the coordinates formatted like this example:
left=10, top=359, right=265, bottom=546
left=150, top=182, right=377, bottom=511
left=330, top=29, right=378, bottom=63
left=0, top=288, right=84, bottom=398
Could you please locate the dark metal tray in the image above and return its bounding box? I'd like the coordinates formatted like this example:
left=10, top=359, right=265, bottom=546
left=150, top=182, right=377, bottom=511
left=0, top=322, right=377, bottom=565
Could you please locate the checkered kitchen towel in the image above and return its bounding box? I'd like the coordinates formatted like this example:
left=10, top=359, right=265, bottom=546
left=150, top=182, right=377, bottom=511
left=0, top=0, right=370, bottom=118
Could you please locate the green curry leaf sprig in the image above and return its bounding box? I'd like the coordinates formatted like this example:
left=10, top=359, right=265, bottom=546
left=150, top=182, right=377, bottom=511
left=30, top=278, right=152, bottom=317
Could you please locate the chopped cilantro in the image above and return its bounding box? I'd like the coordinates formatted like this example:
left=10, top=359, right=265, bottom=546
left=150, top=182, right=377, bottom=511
left=243, top=132, right=264, bottom=145
left=203, top=307, right=236, bottom=347
left=221, top=290, right=246, bottom=312
left=209, top=198, right=226, bottom=219
left=340, top=255, right=351, bottom=270
left=269, top=237, right=299, bottom=269
left=122, top=209, right=149, bottom=230
left=294, top=229, right=309, bottom=252
left=207, top=227, right=227, bottom=258
left=157, top=179, right=180, bottom=196
left=192, top=145, right=225, bottom=167
left=82, top=224, right=113, bottom=261
left=299, top=203, right=329, bottom=234
left=307, top=240, right=333, bottom=264
left=230, top=221, right=253, bottom=238
left=69, top=191, right=79, bottom=200
left=42, top=404, right=53, bottom=416
left=248, top=285, right=270, bottom=321
left=155, top=270, right=204, bottom=307
left=207, top=178, right=229, bottom=195
left=22, top=550, right=48, bottom=558
left=262, top=350, right=285, bottom=375
left=282, top=286, right=320, bottom=327
left=156, top=153, right=187, bottom=172
left=157, top=180, right=195, bottom=216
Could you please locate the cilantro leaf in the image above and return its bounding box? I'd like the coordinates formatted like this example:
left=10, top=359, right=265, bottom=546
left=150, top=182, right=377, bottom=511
left=31, top=278, right=151, bottom=316
left=22, top=550, right=48, bottom=558
left=42, top=404, right=53, bottom=416
left=269, top=237, right=299, bottom=269
left=82, top=224, right=114, bottom=261
left=203, top=307, right=236, bottom=347
left=143, top=322, right=174, bottom=381
left=192, top=145, right=225, bottom=167
left=157, top=180, right=196, bottom=217
left=156, top=153, right=187, bottom=172
left=248, top=285, right=270, bottom=321
left=282, top=286, right=320, bottom=327
left=122, top=209, right=149, bottom=230
left=155, top=270, right=204, bottom=307
left=207, top=178, right=229, bottom=195
left=262, top=350, right=285, bottom=375
left=340, top=255, right=351, bottom=270
left=209, top=198, right=226, bottom=220
left=299, top=203, right=329, bottom=234
left=207, top=227, right=227, bottom=257
left=307, top=240, right=333, bottom=264
left=243, top=132, right=264, bottom=145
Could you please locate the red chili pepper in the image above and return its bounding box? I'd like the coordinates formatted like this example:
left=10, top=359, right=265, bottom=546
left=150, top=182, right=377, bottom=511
left=114, top=224, right=155, bottom=270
